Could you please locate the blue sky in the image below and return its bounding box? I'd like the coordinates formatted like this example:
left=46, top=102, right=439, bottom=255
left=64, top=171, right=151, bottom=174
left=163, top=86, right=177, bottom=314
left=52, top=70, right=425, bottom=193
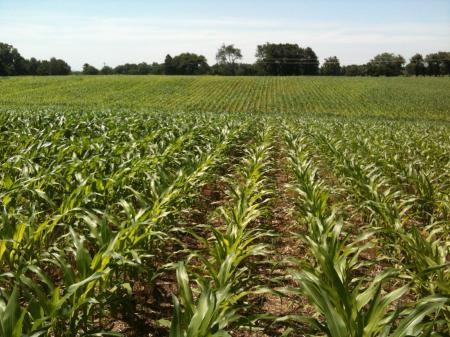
left=1, top=0, right=449, bottom=70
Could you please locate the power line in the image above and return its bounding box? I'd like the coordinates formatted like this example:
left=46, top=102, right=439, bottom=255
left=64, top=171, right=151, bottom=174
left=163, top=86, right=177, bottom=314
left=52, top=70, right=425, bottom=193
left=256, top=58, right=450, bottom=65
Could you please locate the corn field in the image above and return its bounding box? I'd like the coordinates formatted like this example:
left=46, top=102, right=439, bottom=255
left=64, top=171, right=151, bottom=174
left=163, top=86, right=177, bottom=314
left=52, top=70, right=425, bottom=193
left=0, top=105, right=448, bottom=337
left=1, top=76, right=450, bottom=121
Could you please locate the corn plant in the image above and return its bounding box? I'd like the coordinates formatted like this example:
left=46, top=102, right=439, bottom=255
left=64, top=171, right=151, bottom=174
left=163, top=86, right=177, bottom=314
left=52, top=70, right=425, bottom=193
left=283, top=128, right=448, bottom=337
left=170, top=127, right=273, bottom=336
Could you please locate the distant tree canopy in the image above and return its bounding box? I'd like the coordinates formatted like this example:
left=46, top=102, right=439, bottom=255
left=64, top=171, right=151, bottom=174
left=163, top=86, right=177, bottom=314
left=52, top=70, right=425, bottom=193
left=2, top=41, right=450, bottom=77
left=255, top=43, right=319, bottom=75
left=67, top=48, right=450, bottom=77
left=163, top=55, right=176, bottom=75
left=339, top=52, right=450, bottom=77
left=0, top=42, right=71, bottom=76
left=113, top=62, right=161, bottom=75
left=100, top=65, right=114, bottom=75
left=320, top=56, right=341, bottom=75
left=46, top=57, right=71, bottom=75
left=216, top=44, right=243, bottom=65
left=406, top=54, right=426, bottom=76
left=210, top=63, right=258, bottom=76
left=0, top=43, right=27, bottom=75
left=424, top=52, right=450, bottom=76
left=164, top=53, right=210, bottom=75
left=341, top=64, right=367, bottom=76
left=215, top=44, right=243, bottom=75
left=367, top=53, right=405, bottom=76
left=83, top=63, right=99, bottom=75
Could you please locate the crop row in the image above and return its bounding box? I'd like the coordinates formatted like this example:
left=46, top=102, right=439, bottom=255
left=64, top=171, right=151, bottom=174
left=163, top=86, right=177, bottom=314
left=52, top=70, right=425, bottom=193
left=1, top=76, right=450, bottom=120
left=0, top=110, right=449, bottom=336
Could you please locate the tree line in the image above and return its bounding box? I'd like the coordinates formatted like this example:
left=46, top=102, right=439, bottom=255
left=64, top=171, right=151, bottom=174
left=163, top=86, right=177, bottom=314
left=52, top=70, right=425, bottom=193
left=0, top=43, right=71, bottom=76
left=337, top=52, right=450, bottom=76
left=1, top=41, right=449, bottom=77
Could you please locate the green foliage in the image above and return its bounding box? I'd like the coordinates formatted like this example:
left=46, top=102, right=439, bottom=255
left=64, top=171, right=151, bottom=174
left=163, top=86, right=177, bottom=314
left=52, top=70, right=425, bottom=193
left=256, top=43, right=319, bottom=75
left=164, top=53, right=210, bottom=75
left=83, top=63, right=99, bottom=75
left=0, top=91, right=449, bottom=336
left=367, top=53, right=406, bottom=76
left=425, top=52, right=450, bottom=76
left=406, top=54, right=426, bottom=76
left=321, top=56, right=341, bottom=75
left=0, top=42, right=27, bottom=76
left=0, top=288, right=26, bottom=337
left=170, top=128, right=273, bottom=336
left=215, top=44, right=243, bottom=75
left=0, top=42, right=70, bottom=76
left=1, top=76, right=450, bottom=120
left=283, top=128, right=449, bottom=335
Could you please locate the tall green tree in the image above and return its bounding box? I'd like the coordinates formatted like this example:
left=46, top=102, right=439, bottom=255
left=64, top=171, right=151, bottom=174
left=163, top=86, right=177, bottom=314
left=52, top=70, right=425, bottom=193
left=425, top=52, right=450, bottom=76
left=341, top=64, right=367, bottom=76
left=164, top=54, right=176, bottom=75
left=26, top=57, right=40, bottom=75
left=406, top=54, right=426, bottom=76
left=150, top=62, right=163, bottom=74
left=100, top=65, right=114, bottom=75
left=367, top=53, right=405, bottom=76
left=303, top=47, right=320, bottom=75
left=36, top=60, right=50, bottom=75
left=216, top=44, right=243, bottom=75
left=0, top=42, right=27, bottom=75
left=0, top=42, right=71, bottom=76
left=438, top=51, right=450, bottom=75
left=48, top=57, right=71, bottom=75
left=255, top=43, right=319, bottom=75
left=82, top=63, right=99, bottom=75
left=170, top=53, right=209, bottom=75
left=320, top=56, right=341, bottom=75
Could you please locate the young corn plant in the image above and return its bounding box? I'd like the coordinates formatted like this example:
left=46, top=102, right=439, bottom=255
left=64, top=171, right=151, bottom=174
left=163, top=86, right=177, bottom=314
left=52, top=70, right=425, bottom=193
left=284, top=130, right=448, bottom=337
left=0, top=288, right=26, bottom=337
left=170, top=128, right=273, bottom=336
left=0, top=112, right=250, bottom=336
left=389, top=224, right=450, bottom=332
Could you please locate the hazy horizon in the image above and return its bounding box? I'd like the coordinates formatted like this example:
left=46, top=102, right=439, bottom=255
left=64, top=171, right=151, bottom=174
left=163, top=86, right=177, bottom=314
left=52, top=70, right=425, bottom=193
left=1, top=0, right=449, bottom=70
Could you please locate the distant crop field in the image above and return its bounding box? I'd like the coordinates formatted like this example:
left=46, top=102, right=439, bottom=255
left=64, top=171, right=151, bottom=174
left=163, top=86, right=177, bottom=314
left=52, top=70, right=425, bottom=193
left=0, top=77, right=449, bottom=336
left=1, top=75, right=450, bottom=120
